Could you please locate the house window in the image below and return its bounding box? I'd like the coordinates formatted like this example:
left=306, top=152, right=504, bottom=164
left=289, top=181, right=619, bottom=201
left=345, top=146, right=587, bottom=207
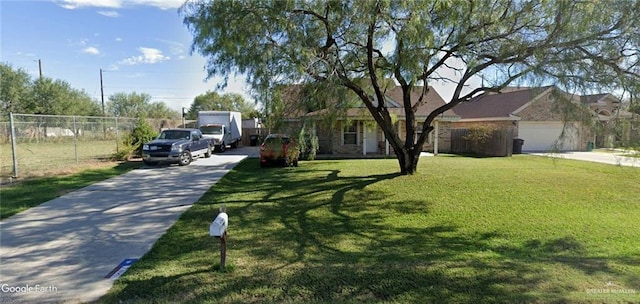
left=343, top=121, right=357, bottom=145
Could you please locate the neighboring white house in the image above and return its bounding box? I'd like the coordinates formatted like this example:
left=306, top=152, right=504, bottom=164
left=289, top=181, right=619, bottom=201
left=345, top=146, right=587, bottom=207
left=452, top=86, right=592, bottom=152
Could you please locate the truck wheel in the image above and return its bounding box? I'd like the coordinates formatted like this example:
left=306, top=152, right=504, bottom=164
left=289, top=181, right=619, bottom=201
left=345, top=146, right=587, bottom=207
left=205, top=145, right=212, bottom=158
left=178, top=151, right=192, bottom=166
left=231, top=141, right=238, bottom=149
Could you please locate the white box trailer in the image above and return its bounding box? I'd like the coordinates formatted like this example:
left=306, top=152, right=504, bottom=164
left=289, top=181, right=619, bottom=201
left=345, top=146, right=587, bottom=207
left=197, top=111, right=242, bottom=152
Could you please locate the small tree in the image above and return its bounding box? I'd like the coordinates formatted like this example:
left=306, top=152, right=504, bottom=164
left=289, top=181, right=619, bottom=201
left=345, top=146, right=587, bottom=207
left=298, top=126, right=319, bottom=161
left=111, top=118, right=157, bottom=161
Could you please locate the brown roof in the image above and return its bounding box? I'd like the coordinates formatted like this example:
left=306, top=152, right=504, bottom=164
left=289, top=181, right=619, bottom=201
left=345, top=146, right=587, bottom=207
left=384, top=86, right=458, bottom=118
left=581, top=93, right=612, bottom=104
left=453, top=87, right=552, bottom=119
left=295, top=84, right=459, bottom=120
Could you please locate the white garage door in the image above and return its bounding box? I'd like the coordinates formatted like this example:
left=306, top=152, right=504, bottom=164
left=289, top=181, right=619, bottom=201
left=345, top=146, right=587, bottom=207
left=518, top=121, right=579, bottom=152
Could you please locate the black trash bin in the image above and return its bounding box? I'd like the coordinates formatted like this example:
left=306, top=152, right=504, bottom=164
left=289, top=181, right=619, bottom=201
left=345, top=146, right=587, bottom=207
left=249, top=134, right=260, bottom=146
left=513, top=138, right=524, bottom=154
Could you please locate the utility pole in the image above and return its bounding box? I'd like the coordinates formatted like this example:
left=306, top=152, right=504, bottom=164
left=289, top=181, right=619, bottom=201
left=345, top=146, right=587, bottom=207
left=182, top=107, right=186, bottom=127
left=36, top=59, right=43, bottom=80
left=100, top=69, right=105, bottom=116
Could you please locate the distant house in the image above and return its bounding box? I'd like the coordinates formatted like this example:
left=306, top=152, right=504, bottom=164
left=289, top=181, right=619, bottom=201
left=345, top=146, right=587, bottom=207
left=581, top=93, right=636, bottom=147
left=278, top=84, right=459, bottom=156
left=451, top=86, right=622, bottom=152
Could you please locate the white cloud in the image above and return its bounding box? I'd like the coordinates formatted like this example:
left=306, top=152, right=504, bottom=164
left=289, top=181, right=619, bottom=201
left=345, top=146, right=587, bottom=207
left=130, top=0, right=184, bottom=10
left=119, top=47, right=170, bottom=65
left=16, top=52, right=37, bottom=57
left=58, top=0, right=183, bottom=10
left=115, top=37, right=123, bottom=42
left=58, top=0, right=122, bottom=9
left=156, top=39, right=186, bottom=55
left=105, top=64, right=119, bottom=71
left=97, top=10, right=120, bottom=17
left=82, top=46, right=100, bottom=55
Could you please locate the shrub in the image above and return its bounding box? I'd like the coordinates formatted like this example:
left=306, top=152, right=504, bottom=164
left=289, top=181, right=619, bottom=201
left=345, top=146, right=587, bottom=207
left=286, top=144, right=300, bottom=167
left=463, top=125, right=495, bottom=145
left=110, top=118, right=156, bottom=161
left=298, top=128, right=319, bottom=160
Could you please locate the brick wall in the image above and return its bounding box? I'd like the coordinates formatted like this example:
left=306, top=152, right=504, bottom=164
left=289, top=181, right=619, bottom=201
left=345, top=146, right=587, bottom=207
left=518, top=91, right=565, bottom=121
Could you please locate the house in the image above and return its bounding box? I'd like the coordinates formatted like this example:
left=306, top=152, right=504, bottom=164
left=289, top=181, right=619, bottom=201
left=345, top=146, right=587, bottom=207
left=278, top=84, right=459, bottom=156
left=581, top=93, right=636, bottom=147
left=452, top=86, right=595, bottom=152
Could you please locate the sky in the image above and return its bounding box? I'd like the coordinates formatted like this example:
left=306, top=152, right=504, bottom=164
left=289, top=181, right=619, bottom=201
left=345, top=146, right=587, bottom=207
left=1, top=0, right=481, bottom=113
left=1, top=0, right=249, bottom=112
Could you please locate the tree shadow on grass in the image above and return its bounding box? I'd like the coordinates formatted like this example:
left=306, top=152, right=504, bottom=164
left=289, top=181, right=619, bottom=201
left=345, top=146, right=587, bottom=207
left=103, top=159, right=640, bottom=303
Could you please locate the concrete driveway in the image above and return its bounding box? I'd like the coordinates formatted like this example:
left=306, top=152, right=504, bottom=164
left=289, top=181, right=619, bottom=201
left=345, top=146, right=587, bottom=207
left=0, top=146, right=258, bottom=303
left=529, top=151, right=640, bottom=167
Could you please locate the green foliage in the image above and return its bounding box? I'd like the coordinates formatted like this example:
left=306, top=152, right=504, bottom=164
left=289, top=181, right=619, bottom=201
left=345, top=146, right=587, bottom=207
left=107, top=92, right=148, bottom=118
left=182, top=0, right=640, bottom=174
left=29, top=78, right=102, bottom=116
left=130, top=119, right=157, bottom=155
left=187, top=91, right=259, bottom=120
left=0, top=63, right=32, bottom=117
left=1, top=62, right=101, bottom=118
left=111, top=119, right=157, bottom=160
left=1, top=63, right=179, bottom=120
left=146, top=102, right=181, bottom=120
left=285, top=144, right=300, bottom=166
left=462, top=125, right=495, bottom=145
left=106, top=92, right=179, bottom=119
left=630, top=101, right=640, bottom=115
left=297, top=127, right=318, bottom=160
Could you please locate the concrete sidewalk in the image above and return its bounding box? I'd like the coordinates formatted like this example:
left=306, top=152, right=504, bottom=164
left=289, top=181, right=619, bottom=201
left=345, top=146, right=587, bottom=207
left=529, top=151, right=640, bottom=167
left=0, top=153, right=247, bottom=303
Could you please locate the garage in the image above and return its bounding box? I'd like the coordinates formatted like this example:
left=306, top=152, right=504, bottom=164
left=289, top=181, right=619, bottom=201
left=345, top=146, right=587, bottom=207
left=518, top=121, right=580, bottom=152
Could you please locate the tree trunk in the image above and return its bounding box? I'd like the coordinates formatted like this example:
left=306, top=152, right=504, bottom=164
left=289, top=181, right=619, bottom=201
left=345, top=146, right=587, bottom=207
left=395, top=146, right=421, bottom=175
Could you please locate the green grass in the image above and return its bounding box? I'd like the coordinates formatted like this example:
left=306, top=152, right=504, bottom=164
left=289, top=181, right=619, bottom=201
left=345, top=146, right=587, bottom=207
left=101, top=156, right=640, bottom=303
left=0, top=139, right=121, bottom=180
left=0, top=161, right=142, bottom=219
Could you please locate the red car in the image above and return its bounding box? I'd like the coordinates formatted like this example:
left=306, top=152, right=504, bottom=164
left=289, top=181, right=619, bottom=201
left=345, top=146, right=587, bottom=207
left=259, top=134, right=299, bottom=167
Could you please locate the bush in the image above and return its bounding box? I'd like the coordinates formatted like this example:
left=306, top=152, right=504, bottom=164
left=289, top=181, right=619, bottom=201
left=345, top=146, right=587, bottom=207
left=286, top=144, right=300, bottom=166
left=298, top=128, right=319, bottom=161
left=110, top=118, right=157, bottom=161
left=462, top=125, right=495, bottom=145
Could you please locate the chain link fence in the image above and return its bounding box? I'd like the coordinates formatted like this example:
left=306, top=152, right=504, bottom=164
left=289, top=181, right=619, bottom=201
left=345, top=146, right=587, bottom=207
left=1, top=113, right=182, bottom=181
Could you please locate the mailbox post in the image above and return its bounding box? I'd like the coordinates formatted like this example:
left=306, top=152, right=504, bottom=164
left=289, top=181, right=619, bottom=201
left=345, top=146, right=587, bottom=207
left=209, top=205, right=228, bottom=271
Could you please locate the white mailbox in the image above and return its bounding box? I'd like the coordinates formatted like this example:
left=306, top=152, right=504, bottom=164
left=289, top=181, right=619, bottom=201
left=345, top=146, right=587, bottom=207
left=209, top=212, right=228, bottom=237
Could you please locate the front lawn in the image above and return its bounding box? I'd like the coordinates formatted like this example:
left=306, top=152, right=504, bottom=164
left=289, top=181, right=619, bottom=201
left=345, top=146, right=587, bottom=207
left=101, top=156, right=640, bottom=303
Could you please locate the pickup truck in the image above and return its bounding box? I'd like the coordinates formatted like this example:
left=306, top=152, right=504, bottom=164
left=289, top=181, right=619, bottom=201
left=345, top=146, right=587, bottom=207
left=142, top=128, right=213, bottom=166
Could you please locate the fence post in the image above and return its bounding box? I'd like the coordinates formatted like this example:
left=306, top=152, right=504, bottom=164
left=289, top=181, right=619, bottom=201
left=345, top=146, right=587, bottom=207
left=73, top=115, right=79, bottom=163
left=10, top=113, right=18, bottom=178
left=115, top=117, right=119, bottom=153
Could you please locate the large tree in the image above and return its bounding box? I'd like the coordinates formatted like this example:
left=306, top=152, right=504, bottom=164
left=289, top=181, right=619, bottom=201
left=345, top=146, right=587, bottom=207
left=182, top=0, right=640, bottom=174
left=1, top=63, right=102, bottom=118
left=29, top=78, right=102, bottom=116
left=0, top=63, right=32, bottom=118
left=106, top=92, right=179, bottom=119
left=186, top=90, right=259, bottom=119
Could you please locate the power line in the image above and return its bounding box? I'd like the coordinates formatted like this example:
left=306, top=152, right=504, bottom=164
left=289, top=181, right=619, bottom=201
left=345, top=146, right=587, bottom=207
left=102, top=70, right=209, bottom=75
